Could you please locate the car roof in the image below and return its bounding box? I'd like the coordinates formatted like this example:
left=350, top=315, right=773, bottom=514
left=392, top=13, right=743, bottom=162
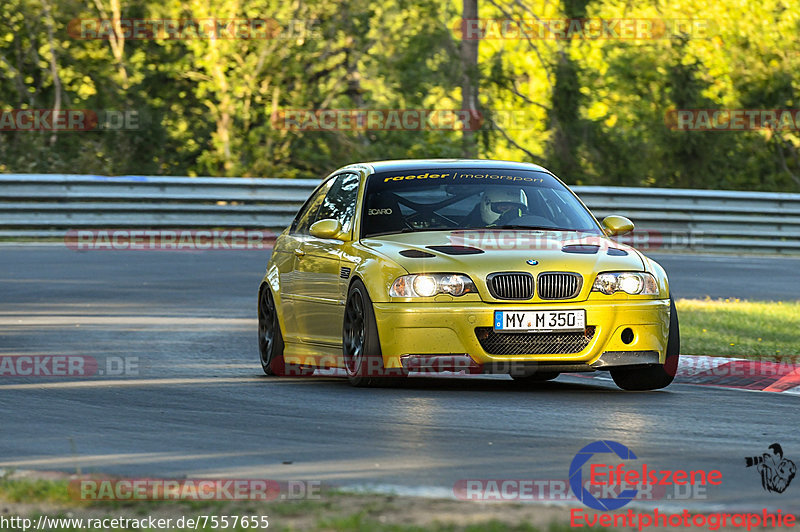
left=345, top=159, right=550, bottom=174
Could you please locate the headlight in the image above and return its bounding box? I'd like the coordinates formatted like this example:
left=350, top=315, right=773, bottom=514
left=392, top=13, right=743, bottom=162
left=592, top=272, right=658, bottom=295
left=390, top=273, right=477, bottom=298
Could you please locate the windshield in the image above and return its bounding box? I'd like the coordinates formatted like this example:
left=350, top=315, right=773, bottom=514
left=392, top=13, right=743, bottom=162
left=360, top=168, right=601, bottom=238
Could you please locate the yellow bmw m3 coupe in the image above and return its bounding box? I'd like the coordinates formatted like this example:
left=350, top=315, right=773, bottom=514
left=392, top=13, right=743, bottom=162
left=258, top=160, right=679, bottom=390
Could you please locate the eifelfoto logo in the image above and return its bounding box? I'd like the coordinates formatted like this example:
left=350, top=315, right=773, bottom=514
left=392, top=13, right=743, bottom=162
left=569, top=440, right=722, bottom=511
left=569, top=440, right=638, bottom=511
left=745, top=443, right=797, bottom=494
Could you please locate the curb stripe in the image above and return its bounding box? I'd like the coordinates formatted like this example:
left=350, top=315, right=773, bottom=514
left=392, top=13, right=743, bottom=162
left=579, top=355, right=800, bottom=393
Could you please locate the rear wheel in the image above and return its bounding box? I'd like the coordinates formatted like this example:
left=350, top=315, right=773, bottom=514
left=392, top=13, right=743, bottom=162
left=258, top=286, right=312, bottom=377
left=343, top=280, right=402, bottom=387
left=611, top=298, right=680, bottom=391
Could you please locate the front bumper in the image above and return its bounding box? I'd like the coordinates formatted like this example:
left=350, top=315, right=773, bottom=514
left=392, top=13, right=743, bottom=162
left=373, top=299, right=670, bottom=372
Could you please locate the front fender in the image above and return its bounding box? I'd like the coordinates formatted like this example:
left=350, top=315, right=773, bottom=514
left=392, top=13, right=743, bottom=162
left=639, top=253, right=670, bottom=299
left=347, top=244, right=408, bottom=303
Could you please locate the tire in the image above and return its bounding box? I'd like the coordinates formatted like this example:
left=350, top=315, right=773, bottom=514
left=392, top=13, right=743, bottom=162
left=258, top=286, right=313, bottom=377
left=342, top=279, right=402, bottom=387
left=511, top=372, right=560, bottom=383
left=611, top=297, right=680, bottom=391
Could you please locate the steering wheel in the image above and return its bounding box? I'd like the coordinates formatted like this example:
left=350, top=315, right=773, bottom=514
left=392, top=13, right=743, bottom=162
left=406, top=208, right=459, bottom=228
left=491, top=208, right=525, bottom=226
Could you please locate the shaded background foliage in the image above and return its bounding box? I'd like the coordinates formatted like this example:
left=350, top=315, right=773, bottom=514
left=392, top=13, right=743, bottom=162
left=0, top=0, right=798, bottom=190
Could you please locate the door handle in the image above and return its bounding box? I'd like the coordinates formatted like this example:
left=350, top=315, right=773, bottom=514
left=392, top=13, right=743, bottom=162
left=294, top=248, right=305, bottom=257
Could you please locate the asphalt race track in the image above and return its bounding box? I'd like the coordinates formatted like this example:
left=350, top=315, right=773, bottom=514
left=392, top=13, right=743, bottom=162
left=1, top=246, right=799, bottom=511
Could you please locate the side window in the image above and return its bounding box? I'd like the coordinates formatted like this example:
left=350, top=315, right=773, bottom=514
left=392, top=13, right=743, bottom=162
left=292, top=179, right=334, bottom=235
left=314, top=173, right=360, bottom=232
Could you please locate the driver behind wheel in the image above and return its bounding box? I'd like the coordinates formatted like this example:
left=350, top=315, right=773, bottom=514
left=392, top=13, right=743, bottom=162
left=480, top=188, right=528, bottom=226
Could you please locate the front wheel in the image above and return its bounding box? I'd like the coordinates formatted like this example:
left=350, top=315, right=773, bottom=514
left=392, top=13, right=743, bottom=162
left=342, top=280, right=403, bottom=387
left=611, top=298, right=680, bottom=391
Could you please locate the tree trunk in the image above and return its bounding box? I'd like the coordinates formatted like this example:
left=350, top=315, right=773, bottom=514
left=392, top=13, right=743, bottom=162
left=548, top=0, right=590, bottom=179
left=460, top=0, right=479, bottom=158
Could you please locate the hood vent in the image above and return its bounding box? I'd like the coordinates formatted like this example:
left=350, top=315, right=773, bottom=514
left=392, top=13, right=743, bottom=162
left=399, top=249, right=435, bottom=258
left=426, top=245, right=484, bottom=255
left=561, top=244, right=599, bottom=254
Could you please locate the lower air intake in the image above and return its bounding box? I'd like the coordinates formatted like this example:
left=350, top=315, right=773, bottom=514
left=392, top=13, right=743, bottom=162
left=475, top=326, right=596, bottom=355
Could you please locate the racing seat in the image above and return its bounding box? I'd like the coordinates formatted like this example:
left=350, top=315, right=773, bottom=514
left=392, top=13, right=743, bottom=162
left=364, top=192, right=405, bottom=236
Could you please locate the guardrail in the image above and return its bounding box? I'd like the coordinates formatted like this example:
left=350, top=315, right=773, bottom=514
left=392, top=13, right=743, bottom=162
left=1, top=174, right=799, bottom=253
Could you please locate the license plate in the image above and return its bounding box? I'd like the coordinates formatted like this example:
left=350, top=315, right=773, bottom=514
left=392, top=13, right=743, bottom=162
left=493, top=309, right=586, bottom=333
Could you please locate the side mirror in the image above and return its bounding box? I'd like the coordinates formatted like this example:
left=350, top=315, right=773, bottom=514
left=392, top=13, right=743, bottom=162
left=602, top=215, right=634, bottom=236
left=309, top=219, right=347, bottom=240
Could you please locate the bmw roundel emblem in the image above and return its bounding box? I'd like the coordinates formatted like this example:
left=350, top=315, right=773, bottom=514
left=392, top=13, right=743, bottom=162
left=526, top=259, right=538, bottom=266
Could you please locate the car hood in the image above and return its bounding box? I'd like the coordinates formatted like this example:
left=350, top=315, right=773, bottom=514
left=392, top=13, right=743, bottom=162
left=361, top=230, right=644, bottom=280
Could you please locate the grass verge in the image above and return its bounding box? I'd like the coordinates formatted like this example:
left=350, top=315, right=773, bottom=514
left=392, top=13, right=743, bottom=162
left=0, top=476, right=590, bottom=532
left=677, top=298, right=800, bottom=361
